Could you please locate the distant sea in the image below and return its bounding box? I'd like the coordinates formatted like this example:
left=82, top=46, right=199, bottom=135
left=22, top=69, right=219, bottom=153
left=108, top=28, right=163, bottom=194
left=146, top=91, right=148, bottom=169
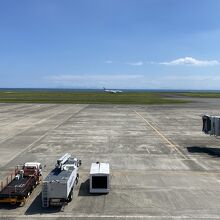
left=0, top=88, right=220, bottom=93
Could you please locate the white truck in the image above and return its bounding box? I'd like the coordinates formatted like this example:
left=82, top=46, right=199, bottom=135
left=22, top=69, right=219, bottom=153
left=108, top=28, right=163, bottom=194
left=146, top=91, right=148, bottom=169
left=42, top=153, right=81, bottom=207
left=90, top=162, right=110, bottom=193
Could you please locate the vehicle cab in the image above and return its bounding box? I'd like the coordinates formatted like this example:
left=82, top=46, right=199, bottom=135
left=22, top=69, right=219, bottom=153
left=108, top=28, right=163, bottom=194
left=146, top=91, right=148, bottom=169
left=23, top=162, right=42, bottom=176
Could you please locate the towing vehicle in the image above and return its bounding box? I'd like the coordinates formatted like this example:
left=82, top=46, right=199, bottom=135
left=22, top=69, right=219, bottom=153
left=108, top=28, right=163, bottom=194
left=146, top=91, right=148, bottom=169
left=0, top=162, right=42, bottom=206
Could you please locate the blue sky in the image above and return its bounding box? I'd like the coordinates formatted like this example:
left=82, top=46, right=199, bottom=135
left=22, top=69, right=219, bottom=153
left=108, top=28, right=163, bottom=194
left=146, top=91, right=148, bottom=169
left=1, top=0, right=220, bottom=89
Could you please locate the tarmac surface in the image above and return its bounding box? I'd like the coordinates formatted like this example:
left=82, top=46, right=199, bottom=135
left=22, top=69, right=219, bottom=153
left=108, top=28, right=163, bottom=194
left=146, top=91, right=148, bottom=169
left=1, top=99, right=220, bottom=219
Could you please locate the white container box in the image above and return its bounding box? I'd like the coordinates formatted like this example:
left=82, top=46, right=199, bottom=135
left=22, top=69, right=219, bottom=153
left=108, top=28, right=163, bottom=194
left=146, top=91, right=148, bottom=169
left=90, top=162, right=110, bottom=193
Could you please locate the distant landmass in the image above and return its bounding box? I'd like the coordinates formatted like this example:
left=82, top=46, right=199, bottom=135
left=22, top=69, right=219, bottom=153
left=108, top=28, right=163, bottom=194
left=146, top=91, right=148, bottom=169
left=0, top=88, right=220, bottom=93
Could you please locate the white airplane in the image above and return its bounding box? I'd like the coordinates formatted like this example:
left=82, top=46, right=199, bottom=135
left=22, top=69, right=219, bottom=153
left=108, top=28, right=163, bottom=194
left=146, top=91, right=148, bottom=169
left=103, top=87, right=123, bottom=94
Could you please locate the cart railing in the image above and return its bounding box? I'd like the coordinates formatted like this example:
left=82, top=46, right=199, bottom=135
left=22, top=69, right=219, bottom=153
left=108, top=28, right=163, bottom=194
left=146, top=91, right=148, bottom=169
left=5, top=178, right=33, bottom=195
left=0, top=170, right=16, bottom=192
left=0, top=173, right=36, bottom=197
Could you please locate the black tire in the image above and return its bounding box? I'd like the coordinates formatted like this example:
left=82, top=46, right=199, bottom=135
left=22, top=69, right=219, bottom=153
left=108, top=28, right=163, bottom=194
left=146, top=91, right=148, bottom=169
left=68, top=189, right=73, bottom=202
left=76, top=174, right=79, bottom=185
left=21, top=199, right=26, bottom=206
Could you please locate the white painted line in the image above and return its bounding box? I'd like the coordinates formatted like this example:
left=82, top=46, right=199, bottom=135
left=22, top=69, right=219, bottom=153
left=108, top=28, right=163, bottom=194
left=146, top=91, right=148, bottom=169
left=4, top=105, right=88, bottom=165
left=2, top=104, right=57, bottom=124
left=0, top=105, right=69, bottom=143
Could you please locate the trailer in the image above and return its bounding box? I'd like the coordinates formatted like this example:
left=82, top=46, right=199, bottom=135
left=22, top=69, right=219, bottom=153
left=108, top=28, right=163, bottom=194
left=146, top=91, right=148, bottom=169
left=0, top=162, right=42, bottom=206
left=42, top=153, right=81, bottom=207
left=90, top=162, right=110, bottom=193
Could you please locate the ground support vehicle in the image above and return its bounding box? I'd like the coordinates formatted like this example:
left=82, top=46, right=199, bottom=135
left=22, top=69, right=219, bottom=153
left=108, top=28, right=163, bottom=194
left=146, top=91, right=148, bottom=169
left=0, top=162, right=42, bottom=206
left=90, top=162, right=110, bottom=193
left=42, top=153, right=81, bottom=207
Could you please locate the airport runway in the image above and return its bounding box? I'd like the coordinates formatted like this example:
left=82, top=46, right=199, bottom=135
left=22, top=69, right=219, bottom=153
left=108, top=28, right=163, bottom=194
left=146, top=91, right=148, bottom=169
left=1, top=101, right=220, bottom=219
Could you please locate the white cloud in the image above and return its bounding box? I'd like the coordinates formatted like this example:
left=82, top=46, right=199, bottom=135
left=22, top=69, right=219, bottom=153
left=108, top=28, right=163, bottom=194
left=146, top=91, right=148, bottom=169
left=45, top=73, right=220, bottom=90
left=105, top=57, right=220, bottom=67
left=105, top=60, right=144, bottom=66
left=105, top=60, right=113, bottom=64
left=127, top=61, right=143, bottom=66
left=46, top=74, right=143, bottom=89
left=49, top=74, right=142, bottom=81
left=154, top=74, right=220, bottom=90
left=160, top=57, right=220, bottom=66
left=146, top=61, right=157, bottom=64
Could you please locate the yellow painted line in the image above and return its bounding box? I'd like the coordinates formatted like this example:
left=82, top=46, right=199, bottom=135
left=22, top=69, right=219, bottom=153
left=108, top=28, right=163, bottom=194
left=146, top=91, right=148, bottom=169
left=133, top=110, right=188, bottom=159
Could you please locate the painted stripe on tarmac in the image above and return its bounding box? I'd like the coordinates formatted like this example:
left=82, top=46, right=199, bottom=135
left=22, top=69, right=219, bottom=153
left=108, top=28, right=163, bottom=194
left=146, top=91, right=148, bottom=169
left=133, top=110, right=188, bottom=160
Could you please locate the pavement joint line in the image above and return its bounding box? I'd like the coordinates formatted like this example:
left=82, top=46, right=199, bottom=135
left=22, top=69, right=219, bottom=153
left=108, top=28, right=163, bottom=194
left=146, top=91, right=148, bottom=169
left=0, top=104, right=59, bottom=127
left=2, top=105, right=88, bottom=168
left=52, top=169, right=220, bottom=175
left=0, top=104, right=75, bottom=144
left=0, top=103, right=31, bottom=114
left=114, top=171, right=214, bottom=175
left=133, top=110, right=188, bottom=160
left=111, top=170, right=220, bottom=175
left=1, top=215, right=220, bottom=219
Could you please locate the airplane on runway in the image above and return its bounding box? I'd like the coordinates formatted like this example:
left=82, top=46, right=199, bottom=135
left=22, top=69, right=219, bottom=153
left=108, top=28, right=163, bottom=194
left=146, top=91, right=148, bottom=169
left=103, top=87, right=123, bottom=94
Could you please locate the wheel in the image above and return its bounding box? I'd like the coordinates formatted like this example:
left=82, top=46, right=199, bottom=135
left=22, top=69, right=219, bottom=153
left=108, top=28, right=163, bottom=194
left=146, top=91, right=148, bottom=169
left=10, top=201, right=16, bottom=205
left=68, top=189, right=73, bottom=202
left=20, top=199, right=26, bottom=206
left=26, top=192, right=31, bottom=198
left=76, top=174, right=79, bottom=185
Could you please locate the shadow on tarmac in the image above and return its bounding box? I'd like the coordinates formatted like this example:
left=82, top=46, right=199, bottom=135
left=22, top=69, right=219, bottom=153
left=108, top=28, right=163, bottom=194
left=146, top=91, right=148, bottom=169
left=187, top=146, right=220, bottom=157
left=25, top=192, right=61, bottom=215
left=0, top=203, right=21, bottom=210
left=78, top=179, right=106, bottom=197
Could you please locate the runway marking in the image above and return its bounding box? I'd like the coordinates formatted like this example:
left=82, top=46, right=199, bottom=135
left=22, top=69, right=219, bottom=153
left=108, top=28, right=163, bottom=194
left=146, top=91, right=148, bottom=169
left=133, top=110, right=188, bottom=159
